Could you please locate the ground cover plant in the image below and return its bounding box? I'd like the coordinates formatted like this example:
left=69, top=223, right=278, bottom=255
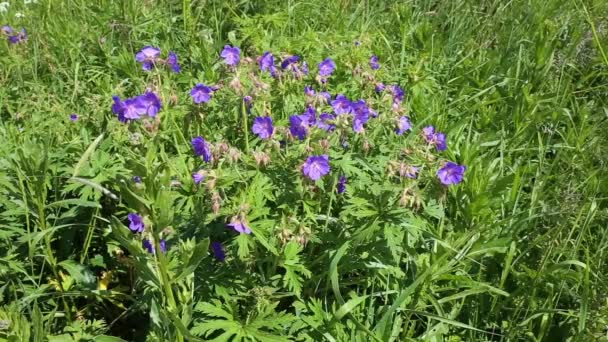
left=1, top=0, right=608, bottom=341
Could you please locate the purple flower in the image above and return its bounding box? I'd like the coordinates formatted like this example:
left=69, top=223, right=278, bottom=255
left=401, top=165, right=419, bottom=179
left=132, top=176, right=142, bottom=183
left=192, top=171, right=205, bottom=185
left=392, top=85, right=405, bottom=103
left=259, top=51, right=274, bottom=73
left=331, top=94, right=352, bottom=115
left=351, top=100, right=370, bottom=133
left=167, top=51, right=181, bottom=73
left=1, top=25, right=13, bottom=35
left=281, top=55, right=300, bottom=69
left=303, top=155, right=330, bottom=181
left=370, top=55, right=380, bottom=70
left=319, top=91, right=331, bottom=103
left=244, top=95, right=253, bottom=105
left=211, top=241, right=225, bottom=261
left=317, top=113, right=336, bottom=132
left=7, top=28, right=26, bottom=44
left=191, top=136, right=212, bottom=162
left=128, top=213, right=144, bottom=233
left=301, top=61, right=309, bottom=75
left=138, top=91, right=162, bottom=117
left=111, top=96, right=128, bottom=122
left=190, top=84, right=214, bottom=104
left=422, top=126, right=447, bottom=151
left=135, top=46, right=161, bottom=71
left=301, top=106, right=317, bottom=125
left=305, top=85, right=316, bottom=97
left=69, top=113, right=79, bottom=121
left=318, top=58, right=336, bottom=77
left=437, top=162, right=466, bottom=185
left=221, top=45, right=240, bottom=66
left=122, top=97, right=143, bottom=120
left=375, top=83, right=385, bottom=93
left=289, top=115, right=309, bottom=140
left=227, top=219, right=251, bottom=234
left=143, top=239, right=167, bottom=254
left=252, top=116, right=274, bottom=139
left=337, top=175, right=347, bottom=194
left=395, top=116, right=411, bottom=135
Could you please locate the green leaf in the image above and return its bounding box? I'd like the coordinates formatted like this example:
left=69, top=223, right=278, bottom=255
left=72, top=133, right=104, bottom=177
left=174, top=238, right=210, bottom=283
left=58, top=260, right=96, bottom=290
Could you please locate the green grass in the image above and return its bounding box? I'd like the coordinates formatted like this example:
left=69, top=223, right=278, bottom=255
left=1, top=0, right=607, bottom=341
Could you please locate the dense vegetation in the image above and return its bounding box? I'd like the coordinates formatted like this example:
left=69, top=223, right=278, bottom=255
left=1, top=0, right=607, bottom=340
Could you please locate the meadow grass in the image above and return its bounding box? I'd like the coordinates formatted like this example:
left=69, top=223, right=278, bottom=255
left=0, top=0, right=607, bottom=341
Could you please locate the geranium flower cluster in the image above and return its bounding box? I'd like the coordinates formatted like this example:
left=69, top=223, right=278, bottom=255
left=116, top=43, right=467, bottom=248
left=135, top=46, right=181, bottom=72
left=1, top=25, right=26, bottom=44
left=111, top=91, right=162, bottom=122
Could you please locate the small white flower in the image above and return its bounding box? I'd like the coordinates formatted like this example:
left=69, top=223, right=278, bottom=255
left=15, top=12, right=25, bottom=18
left=0, top=2, right=9, bottom=13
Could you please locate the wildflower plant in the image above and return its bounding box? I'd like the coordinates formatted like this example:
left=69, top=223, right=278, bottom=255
left=10, top=2, right=605, bottom=340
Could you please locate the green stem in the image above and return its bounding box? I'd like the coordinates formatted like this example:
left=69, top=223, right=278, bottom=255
left=242, top=101, right=250, bottom=153
left=155, top=238, right=183, bottom=342
left=80, top=207, right=100, bottom=263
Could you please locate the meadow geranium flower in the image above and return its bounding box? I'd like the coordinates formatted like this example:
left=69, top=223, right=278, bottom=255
left=319, top=91, right=331, bottom=103
left=301, top=106, right=317, bottom=125
left=370, top=55, right=380, bottom=70
left=252, top=116, right=274, bottom=139
left=128, top=213, right=144, bottom=233
left=7, top=28, right=26, bottom=44
left=331, top=94, right=352, bottom=115
left=392, top=85, right=405, bottom=103
left=167, top=51, right=181, bottom=73
left=1, top=25, right=12, bottom=35
left=244, top=95, right=253, bottom=105
left=132, top=176, right=142, bottom=183
left=396, top=116, right=411, bottom=135
left=138, top=91, right=162, bottom=117
left=227, top=218, right=251, bottom=234
left=422, top=126, right=447, bottom=151
left=400, top=165, right=419, bottom=179
left=375, top=83, right=385, bottom=93
left=352, top=100, right=370, bottom=133
left=259, top=51, right=274, bottom=72
left=317, top=113, right=336, bottom=132
left=303, top=155, right=330, bottom=181
left=221, top=45, right=240, bottom=66
left=111, top=96, right=128, bottom=122
left=337, top=175, right=347, bottom=194
left=192, top=171, right=205, bottom=185
left=190, top=84, right=214, bottom=104
left=211, top=241, right=225, bottom=261
left=191, top=136, right=212, bottom=162
left=318, top=57, right=336, bottom=77
left=437, top=162, right=466, bottom=185
left=289, top=115, right=309, bottom=140
left=281, top=55, right=300, bottom=69
left=143, top=239, right=167, bottom=254
left=135, top=46, right=161, bottom=71
left=122, top=97, right=144, bottom=120
left=69, top=113, right=78, bottom=121
left=301, top=61, right=309, bottom=75
left=305, top=85, right=315, bottom=97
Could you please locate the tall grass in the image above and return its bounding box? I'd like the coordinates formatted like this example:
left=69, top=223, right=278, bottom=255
left=0, top=0, right=607, bottom=340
